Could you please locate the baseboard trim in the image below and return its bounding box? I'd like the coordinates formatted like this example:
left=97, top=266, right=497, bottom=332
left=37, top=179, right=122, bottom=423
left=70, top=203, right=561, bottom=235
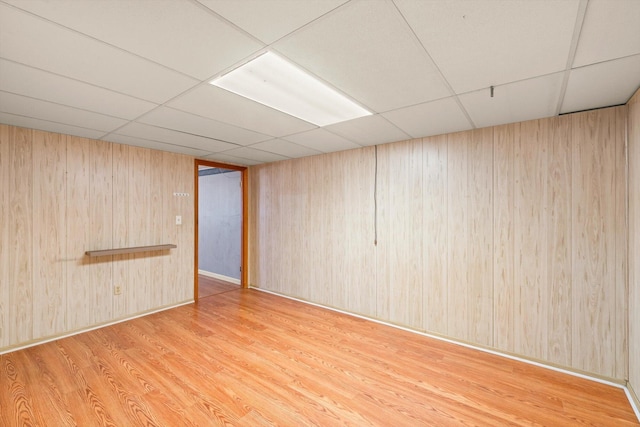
left=0, top=299, right=194, bottom=355
left=198, top=269, right=240, bottom=285
left=627, top=383, right=640, bottom=421
left=252, top=286, right=639, bottom=422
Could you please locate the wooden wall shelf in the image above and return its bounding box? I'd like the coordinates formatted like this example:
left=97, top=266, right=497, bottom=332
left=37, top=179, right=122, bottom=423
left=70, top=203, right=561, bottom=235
left=85, top=244, right=177, bottom=257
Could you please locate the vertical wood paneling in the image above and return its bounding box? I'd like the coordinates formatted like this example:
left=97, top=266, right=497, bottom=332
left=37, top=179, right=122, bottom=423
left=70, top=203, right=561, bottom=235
left=0, top=126, right=195, bottom=352
left=468, top=128, right=493, bottom=346
left=66, top=136, right=92, bottom=331
left=447, top=131, right=470, bottom=341
left=149, top=149, right=164, bottom=309
left=613, top=107, right=628, bottom=381
left=90, top=140, right=113, bottom=324
left=546, top=116, right=572, bottom=367
left=0, top=125, right=10, bottom=347
left=129, top=146, right=152, bottom=314
left=422, top=135, right=448, bottom=335
left=515, top=119, right=548, bottom=361
left=9, top=127, right=33, bottom=344
left=571, top=108, right=620, bottom=378
left=112, top=143, right=129, bottom=318
left=32, top=131, right=67, bottom=338
left=493, top=123, right=516, bottom=352
left=628, top=89, right=640, bottom=397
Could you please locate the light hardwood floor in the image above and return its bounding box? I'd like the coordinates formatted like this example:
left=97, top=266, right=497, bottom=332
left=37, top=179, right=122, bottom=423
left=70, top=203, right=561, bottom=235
left=1, top=289, right=637, bottom=426
left=198, top=274, right=239, bottom=299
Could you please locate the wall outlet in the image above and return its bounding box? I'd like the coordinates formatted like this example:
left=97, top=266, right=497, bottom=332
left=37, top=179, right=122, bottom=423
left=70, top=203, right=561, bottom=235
left=114, top=285, right=122, bottom=295
left=176, top=215, right=182, bottom=225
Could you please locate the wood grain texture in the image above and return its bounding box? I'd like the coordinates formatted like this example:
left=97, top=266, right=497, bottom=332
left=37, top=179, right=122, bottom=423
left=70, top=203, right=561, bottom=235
left=377, top=140, right=423, bottom=328
left=112, top=143, right=130, bottom=319
left=571, top=108, right=623, bottom=378
left=1, top=289, right=637, bottom=426
left=421, top=134, right=448, bottom=335
left=248, top=106, right=628, bottom=380
left=628, top=88, right=640, bottom=399
left=515, top=119, right=549, bottom=361
left=493, top=123, right=516, bottom=353
left=9, top=126, right=33, bottom=345
left=546, top=115, right=572, bottom=367
left=0, top=126, right=10, bottom=348
left=66, top=136, right=92, bottom=331
left=32, top=130, right=67, bottom=339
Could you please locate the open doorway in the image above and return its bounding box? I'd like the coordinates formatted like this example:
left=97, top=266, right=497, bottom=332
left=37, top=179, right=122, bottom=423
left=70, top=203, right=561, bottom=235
left=194, top=159, right=247, bottom=301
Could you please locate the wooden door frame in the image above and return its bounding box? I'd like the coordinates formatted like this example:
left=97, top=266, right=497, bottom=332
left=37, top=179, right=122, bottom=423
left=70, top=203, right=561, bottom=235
left=194, top=159, right=248, bottom=301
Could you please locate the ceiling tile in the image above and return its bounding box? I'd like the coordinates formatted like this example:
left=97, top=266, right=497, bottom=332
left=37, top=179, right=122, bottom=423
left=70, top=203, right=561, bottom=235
left=3, top=0, right=263, bottom=80
left=103, top=134, right=212, bottom=157
left=0, top=112, right=107, bottom=140
left=138, top=107, right=271, bottom=146
left=0, top=91, right=127, bottom=132
left=459, top=72, right=565, bottom=129
left=197, top=0, right=348, bottom=44
left=395, top=0, right=580, bottom=94
left=113, top=122, right=239, bottom=153
left=282, top=128, right=360, bottom=153
left=0, top=3, right=198, bottom=103
left=0, top=59, right=157, bottom=119
left=168, top=84, right=316, bottom=137
left=382, top=97, right=472, bottom=138
left=249, top=138, right=322, bottom=158
left=221, top=146, right=289, bottom=163
left=561, top=54, right=640, bottom=114
left=325, top=115, right=410, bottom=146
left=573, top=0, right=640, bottom=67
left=203, top=152, right=261, bottom=166
left=274, top=0, right=450, bottom=112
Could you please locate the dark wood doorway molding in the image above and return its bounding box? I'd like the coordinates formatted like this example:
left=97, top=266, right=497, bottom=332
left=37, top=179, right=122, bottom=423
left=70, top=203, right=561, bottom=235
left=194, top=159, right=248, bottom=302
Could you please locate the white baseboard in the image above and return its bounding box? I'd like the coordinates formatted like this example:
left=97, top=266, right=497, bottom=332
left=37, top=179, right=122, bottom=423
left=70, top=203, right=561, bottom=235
left=0, top=299, right=194, bottom=355
left=198, top=269, right=240, bottom=285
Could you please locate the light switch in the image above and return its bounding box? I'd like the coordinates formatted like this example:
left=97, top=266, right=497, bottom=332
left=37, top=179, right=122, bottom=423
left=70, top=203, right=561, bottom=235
left=176, top=215, right=182, bottom=225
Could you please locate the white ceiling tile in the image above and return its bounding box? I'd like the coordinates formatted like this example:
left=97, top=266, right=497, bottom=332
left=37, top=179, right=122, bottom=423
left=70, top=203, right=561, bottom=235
left=113, top=122, right=239, bottom=153
left=102, top=134, right=212, bottom=157
left=274, top=0, right=450, bottom=112
left=0, top=3, right=198, bottom=103
left=221, top=147, right=289, bottom=163
left=250, top=138, right=322, bottom=158
left=0, top=91, right=127, bottom=132
left=168, top=84, right=316, bottom=137
left=203, top=152, right=261, bottom=166
left=459, top=73, right=565, bottom=129
left=395, top=0, right=580, bottom=94
left=282, top=128, right=360, bottom=153
left=573, top=0, right=640, bottom=67
left=3, top=0, right=263, bottom=80
left=325, top=115, right=410, bottom=146
left=561, top=55, right=640, bottom=114
left=0, top=112, right=107, bottom=140
left=382, top=97, right=472, bottom=138
left=0, top=59, right=157, bottom=119
left=197, top=0, right=347, bottom=44
left=139, top=107, right=271, bottom=146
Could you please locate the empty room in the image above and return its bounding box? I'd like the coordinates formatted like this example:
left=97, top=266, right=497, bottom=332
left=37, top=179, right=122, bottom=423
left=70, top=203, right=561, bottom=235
left=1, top=0, right=639, bottom=425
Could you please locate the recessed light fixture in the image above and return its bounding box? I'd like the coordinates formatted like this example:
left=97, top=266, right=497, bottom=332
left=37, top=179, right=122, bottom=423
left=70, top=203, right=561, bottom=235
left=210, top=52, right=372, bottom=127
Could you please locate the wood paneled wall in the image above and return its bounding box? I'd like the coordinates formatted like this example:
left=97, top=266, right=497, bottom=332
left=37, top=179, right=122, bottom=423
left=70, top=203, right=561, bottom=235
left=629, top=88, right=640, bottom=400
left=249, top=106, right=628, bottom=380
left=0, top=125, right=194, bottom=351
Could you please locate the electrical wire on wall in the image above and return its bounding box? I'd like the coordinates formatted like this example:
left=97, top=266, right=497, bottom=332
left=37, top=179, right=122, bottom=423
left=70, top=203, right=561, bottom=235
left=374, top=145, right=378, bottom=246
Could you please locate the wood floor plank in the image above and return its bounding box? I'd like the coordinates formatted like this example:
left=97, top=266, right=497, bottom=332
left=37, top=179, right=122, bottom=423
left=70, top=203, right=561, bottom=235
left=0, top=289, right=637, bottom=426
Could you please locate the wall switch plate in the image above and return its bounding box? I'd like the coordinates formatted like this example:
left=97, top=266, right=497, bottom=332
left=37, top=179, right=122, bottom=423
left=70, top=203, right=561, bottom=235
left=114, top=285, right=122, bottom=295
left=176, top=215, right=182, bottom=225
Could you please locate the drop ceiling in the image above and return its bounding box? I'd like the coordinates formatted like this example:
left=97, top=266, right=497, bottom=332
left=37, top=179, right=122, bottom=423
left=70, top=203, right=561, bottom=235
left=0, top=0, right=639, bottom=166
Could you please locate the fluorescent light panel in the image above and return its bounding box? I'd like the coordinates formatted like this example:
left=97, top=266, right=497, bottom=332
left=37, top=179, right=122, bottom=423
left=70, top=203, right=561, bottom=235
left=210, top=52, right=371, bottom=126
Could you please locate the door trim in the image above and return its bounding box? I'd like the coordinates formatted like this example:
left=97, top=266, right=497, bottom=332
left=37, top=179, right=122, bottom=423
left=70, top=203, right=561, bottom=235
left=194, top=159, right=248, bottom=302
